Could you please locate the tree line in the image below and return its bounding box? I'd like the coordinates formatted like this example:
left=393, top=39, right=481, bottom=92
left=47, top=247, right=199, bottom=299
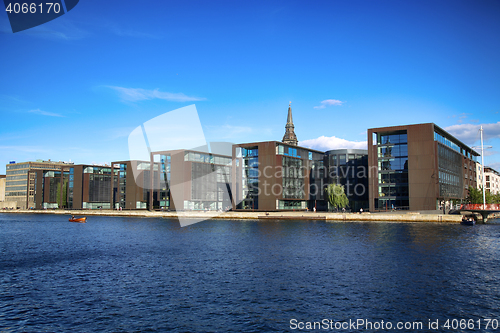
left=467, top=186, right=500, bottom=204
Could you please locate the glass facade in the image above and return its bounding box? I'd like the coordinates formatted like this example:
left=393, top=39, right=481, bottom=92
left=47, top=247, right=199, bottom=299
left=5, top=163, right=29, bottom=206
left=118, top=163, right=127, bottom=209
left=180, top=151, right=232, bottom=211
left=41, top=170, right=71, bottom=209
left=159, top=155, right=171, bottom=209
left=278, top=200, right=306, bottom=210
left=437, top=144, right=463, bottom=198
left=184, top=151, right=232, bottom=165
left=377, top=132, right=409, bottom=210
left=187, top=161, right=231, bottom=210
left=68, top=168, right=74, bottom=209
left=87, top=168, right=112, bottom=206
left=282, top=156, right=304, bottom=199
left=434, top=131, right=478, bottom=163
left=237, top=147, right=259, bottom=210
left=325, top=150, right=369, bottom=211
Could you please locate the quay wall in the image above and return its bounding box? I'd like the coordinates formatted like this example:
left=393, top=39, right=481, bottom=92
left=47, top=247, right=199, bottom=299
left=0, top=209, right=463, bottom=223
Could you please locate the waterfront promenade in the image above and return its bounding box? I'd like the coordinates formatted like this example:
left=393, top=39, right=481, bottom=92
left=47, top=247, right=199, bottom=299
left=0, top=209, right=464, bottom=223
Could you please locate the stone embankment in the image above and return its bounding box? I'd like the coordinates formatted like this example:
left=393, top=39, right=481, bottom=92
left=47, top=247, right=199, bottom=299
left=0, top=209, right=463, bottom=223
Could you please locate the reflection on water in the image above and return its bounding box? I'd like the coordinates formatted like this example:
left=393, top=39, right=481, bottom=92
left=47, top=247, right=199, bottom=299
left=1, top=214, right=499, bottom=332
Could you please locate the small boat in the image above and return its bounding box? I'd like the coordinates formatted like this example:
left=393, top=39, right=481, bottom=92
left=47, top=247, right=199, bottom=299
left=69, top=216, right=87, bottom=223
left=461, top=216, right=475, bottom=226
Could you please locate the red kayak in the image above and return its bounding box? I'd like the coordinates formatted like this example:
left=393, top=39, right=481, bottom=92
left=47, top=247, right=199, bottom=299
left=69, top=217, right=87, bottom=223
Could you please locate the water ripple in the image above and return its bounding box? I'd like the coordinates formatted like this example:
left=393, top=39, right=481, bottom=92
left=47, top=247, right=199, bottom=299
left=1, top=214, right=499, bottom=332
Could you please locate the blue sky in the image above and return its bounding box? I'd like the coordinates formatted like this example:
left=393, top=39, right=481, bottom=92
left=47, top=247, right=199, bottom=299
left=1, top=0, right=499, bottom=174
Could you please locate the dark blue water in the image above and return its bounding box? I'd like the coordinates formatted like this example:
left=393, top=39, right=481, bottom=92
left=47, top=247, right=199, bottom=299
left=1, top=214, right=500, bottom=332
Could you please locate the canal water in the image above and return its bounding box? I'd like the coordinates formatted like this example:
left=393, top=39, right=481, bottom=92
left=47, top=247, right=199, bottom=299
left=1, top=214, right=499, bottom=332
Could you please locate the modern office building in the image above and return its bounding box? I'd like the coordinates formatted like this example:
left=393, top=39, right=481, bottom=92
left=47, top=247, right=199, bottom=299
left=32, top=163, right=116, bottom=210
left=71, top=165, right=116, bottom=209
left=485, top=167, right=500, bottom=195
left=231, top=104, right=326, bottom=211
left=110, top=160, right=163, bottom=210
left=324, top=149, right=369, bottom=211
left=232, top=141, right=325, bottom=211
left=33, top=166, right=72, bottom=209
left=6, top=160, right=74, bottom=209
left=149, top=149, right=233, bottom=211
left=368, top=123, right=479, bottom=211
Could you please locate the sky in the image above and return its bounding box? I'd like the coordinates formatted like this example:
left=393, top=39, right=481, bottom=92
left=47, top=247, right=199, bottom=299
left=1, top=0, right=500, bottom=174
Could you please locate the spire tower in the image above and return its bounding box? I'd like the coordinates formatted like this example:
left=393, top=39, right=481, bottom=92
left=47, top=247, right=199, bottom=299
left=282, top=102, right=298, bottom=146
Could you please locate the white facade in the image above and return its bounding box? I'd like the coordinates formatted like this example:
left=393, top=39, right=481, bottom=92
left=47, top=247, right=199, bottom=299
left=485, top=167, right=500, bottom=195
left=476, top=163, right=483, bottom=189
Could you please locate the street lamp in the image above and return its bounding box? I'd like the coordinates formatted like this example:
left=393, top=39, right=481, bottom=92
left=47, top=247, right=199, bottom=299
left=473, top=126, right=493, bottom=210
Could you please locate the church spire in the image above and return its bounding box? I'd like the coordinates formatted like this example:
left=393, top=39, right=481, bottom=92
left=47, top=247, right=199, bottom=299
left=282, top=102, right=298, bottom=146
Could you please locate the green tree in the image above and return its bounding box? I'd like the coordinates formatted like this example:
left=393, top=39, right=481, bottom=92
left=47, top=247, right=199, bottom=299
left=466, top=186, right=483, bottom=204
left=56, top=179, right=69, bottom=208
left=466, top=186, right=500, bottom=204
left=325, top=184, right=349, bottom=211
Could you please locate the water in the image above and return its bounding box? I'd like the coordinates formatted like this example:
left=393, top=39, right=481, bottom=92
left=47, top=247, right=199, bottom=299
left=1, top=214, right=500, bottom=332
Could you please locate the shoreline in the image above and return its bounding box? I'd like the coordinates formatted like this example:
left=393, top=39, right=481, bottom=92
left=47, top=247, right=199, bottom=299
left=0, top=209, right=464, bottom=223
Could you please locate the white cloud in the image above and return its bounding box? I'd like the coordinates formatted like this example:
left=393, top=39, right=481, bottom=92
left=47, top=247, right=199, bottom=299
left=444, top=122, right=500, bottom=145
left=300, top=136, right=367, bottom=152
left=28, top=109, right=64, bottom=117
left=108, top=86, right=206, bottom=102
left=313, top=99, right=343, bottom=109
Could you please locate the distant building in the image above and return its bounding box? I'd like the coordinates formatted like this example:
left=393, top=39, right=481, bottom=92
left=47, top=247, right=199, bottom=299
left=0, top=175, right=5, bottom=202
left=485, top=167, right=500, bottom=195
left=368, top=123, right=479, bottom=211
left=5, top=160, right=74, bottom=209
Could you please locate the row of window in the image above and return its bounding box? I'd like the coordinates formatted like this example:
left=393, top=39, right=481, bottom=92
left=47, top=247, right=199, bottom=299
left=184, top=152, right=232, bottom=165
left=6, top=163, right=29, bottom=170
left=378, top=185, right=409, bottom=197
left=277, top=200, right=307, bottom=210
left=84, top=167, right=112, bottom=174
left=378, top=144, right=408, bottom=158
left=5, top=174, right=28, bottom=180
left=378, top=133, right=408, bottom=145
left=5, top=185, right=27, bottom=191
left=6, top=170, right=28, bottom=177
left=6, top=180, right=27, bottom=187
left=5, top=191, right=26, bottom=196
left=378, top=158, right=408, bottom=171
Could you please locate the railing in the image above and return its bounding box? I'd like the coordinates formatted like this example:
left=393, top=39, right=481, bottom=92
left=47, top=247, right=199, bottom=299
left=460, top=204, right=500, bottom=211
